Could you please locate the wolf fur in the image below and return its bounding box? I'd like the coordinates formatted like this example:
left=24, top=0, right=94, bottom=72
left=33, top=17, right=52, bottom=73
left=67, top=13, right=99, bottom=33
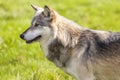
left=20, top=5, right=120, bottom=80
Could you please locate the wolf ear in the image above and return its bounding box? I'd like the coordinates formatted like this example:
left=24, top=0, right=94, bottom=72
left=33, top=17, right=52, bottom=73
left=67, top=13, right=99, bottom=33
left=43, top=5, right=51, bottom=17
left=43, top=5, right=54, bottom=21
left=31, top=4, right=40, bottom=11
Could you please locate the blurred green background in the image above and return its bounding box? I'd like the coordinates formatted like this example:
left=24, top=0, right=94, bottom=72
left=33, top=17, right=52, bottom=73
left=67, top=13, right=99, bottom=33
left=0, top=0, right=120, bottom=80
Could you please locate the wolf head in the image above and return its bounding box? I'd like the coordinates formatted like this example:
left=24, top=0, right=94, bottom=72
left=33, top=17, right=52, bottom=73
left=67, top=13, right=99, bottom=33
left=20, top=5, right=55, bottom=44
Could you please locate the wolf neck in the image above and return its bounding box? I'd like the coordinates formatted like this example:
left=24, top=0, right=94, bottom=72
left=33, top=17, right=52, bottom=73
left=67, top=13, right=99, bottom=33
left=52, top=15, right=84, bottom=47
left=40, top=36, right=53, bottom=56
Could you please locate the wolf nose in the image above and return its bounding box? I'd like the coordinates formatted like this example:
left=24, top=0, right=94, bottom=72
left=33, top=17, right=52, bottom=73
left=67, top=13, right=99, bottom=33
left=20, top=34, right=24, bottom=39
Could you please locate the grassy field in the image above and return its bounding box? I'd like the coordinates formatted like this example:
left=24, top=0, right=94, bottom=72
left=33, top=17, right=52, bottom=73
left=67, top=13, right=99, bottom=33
left=0, top=0, right=120, bottom=80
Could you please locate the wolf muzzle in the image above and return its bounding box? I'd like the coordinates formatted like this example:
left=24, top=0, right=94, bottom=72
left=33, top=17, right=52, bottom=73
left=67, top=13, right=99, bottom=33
left=20, top=34, right=24, bottom=40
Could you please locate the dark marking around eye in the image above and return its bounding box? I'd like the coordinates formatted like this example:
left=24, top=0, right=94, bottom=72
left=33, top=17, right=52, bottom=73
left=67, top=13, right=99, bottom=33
left=34, top=23, right=39, bottom=27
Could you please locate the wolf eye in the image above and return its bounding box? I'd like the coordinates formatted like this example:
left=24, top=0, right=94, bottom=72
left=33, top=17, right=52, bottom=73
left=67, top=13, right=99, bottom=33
left=34, top=23, right=39, bottom=27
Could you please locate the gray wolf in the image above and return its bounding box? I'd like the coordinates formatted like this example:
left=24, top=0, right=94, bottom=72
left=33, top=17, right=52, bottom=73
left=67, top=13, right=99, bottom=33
left=20, top=5, right=120, bottom=80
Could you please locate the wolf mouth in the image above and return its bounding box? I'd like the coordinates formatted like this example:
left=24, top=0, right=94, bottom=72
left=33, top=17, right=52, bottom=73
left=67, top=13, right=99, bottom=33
left=26, top=35, right=41, bottom=43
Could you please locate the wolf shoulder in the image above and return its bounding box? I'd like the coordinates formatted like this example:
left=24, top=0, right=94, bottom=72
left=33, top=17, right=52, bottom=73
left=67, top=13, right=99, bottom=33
left=91, top=29, right=120, bottom=42
left=88, top=29, right=120, bottom=57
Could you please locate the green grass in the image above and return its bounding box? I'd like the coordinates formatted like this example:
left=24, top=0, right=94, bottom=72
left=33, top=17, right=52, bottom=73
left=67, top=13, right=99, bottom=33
left=0, top=0, right=120, bottom=80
